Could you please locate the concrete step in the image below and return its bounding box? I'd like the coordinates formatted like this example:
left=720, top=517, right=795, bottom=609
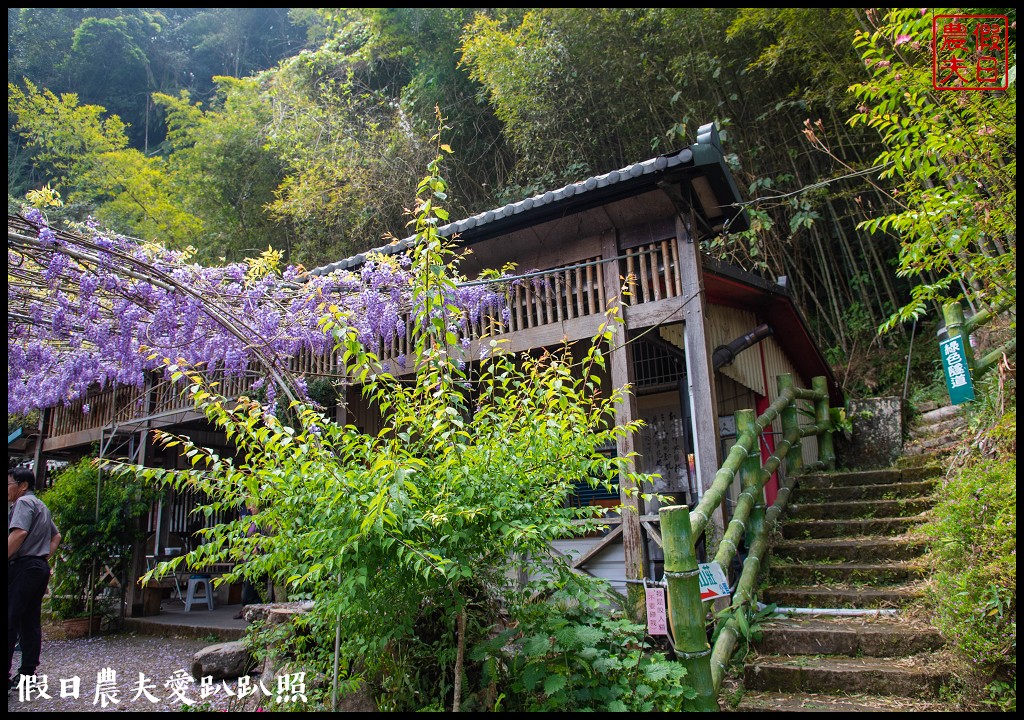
left=761, top=584, right=925, bottom=609
left=785, top=498, right=932, bottom=520
left=771, top=536, right=928, bottom=563
left=798, top=469, right=902, bottom=488
left=898, top=465, right=944, bottom=481
left=795, top=480, right=934, bottom=503
left=768, top=561, right=927, bottom=586
left=782, top=516, right=927, bottom=539
left=754, top=616, right=944, bottom=657
left=742, top=653, right=952, bottom=699
left=728, top=689, right=956, bottom=712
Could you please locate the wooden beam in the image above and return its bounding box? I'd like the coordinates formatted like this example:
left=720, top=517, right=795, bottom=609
left=675, top=214, right=726, bottom=545
left=642, top=520, right=663, bottom=549
left=601, top=230, right=647, bottom=621
left=570, top=524, right=624, bottom=569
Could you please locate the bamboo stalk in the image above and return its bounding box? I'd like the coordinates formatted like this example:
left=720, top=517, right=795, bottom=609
left=812, top=376, right=834, bottom=469
left=660, top=505, right=718, bottom=711
left=778, top=374, right=803, bottom=478
left=736, top=409, right=764, bottom=549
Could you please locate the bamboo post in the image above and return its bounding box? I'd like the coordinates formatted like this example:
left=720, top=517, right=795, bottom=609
left=660, top=504, right=718, bottom=711
left=736, top=409, right=763, bottom=549
left=778, top=374, right=803, bottom=478
left=812, top=376, right=835, bottom=470
left=943, top=302, right=976, bottom=370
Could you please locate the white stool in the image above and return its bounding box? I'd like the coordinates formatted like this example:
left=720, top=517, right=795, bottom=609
left=184, top=574, right=214, bottom=612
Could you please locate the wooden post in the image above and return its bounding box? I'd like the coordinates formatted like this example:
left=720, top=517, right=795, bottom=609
left=33, top=409, right=48, bottom=488
left=601, top=231, right=646, bottom=622
left=675, top=215, right=725, bottom=543
left=812, top=376, right=835, bottom=470
left=660, top=504, right=718, bottom=711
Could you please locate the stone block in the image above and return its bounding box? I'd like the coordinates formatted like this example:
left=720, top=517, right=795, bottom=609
left=834, top=396, right=903, bottom=470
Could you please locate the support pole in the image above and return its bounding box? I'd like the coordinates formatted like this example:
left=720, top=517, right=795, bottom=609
left=812, top=376, right=835, bottom=470
left=735, top=409, right=763, bottom=549
left=601, top=231, right=646, bottom=622
left=661, top=504, right=717, bottom=711
left=778, top=374, right=803, bottom=478
left=674, top=214, right=725, bottom=544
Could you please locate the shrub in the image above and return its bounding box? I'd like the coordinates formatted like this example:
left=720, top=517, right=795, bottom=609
left=923, top=407, right=1015, bottom=710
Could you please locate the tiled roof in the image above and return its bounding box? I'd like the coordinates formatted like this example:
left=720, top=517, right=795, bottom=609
left=310, top=123, right=735, bottom=276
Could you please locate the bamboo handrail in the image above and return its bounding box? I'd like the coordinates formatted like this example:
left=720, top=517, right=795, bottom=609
left=660, top=372, right=835, bottom=708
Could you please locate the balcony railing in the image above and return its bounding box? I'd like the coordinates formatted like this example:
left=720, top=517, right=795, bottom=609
left=47, top=241, right=684, bottom=441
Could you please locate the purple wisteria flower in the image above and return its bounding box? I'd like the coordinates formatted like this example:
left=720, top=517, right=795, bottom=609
left=7, top=216, right=511, bottom=416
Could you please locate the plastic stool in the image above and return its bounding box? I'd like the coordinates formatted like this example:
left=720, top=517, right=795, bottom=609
left=184, top=574, right=214, bottom=612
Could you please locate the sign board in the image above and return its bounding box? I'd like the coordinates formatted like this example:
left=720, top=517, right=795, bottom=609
left=940, top=335, right=975, bottom=405
left=645, top=586, right=668, bottom=635
left=698, top=562, right=731, bottom=601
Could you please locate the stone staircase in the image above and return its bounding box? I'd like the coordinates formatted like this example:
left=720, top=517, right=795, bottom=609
left=727, top=462, right=959, bottom=712
left=902, top=400, right=966, bottom=458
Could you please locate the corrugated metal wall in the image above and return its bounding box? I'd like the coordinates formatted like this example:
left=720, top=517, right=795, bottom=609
left=659, top=305, right=820, bottom=468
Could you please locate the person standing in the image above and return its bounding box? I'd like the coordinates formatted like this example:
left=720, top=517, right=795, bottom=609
left=8, top=467, right=61, bottom=692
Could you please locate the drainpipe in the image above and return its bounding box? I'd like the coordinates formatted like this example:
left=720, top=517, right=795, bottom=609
left=713, top=324, right=773, bottom=370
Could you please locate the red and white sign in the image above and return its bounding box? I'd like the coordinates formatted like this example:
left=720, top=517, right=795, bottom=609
left=932, top=14, right=1009, bottom=91
left=698, top=562, right=731, bottom=601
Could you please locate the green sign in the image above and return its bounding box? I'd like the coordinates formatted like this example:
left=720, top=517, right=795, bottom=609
left=940, top=335, right=975, bottom=405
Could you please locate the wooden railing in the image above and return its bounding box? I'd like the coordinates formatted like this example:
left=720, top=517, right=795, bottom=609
left=48, top=242, right=686, bottom=439
left=47, top=347, right=340, bottom=439
left=623, top=240, right=683, bottom=305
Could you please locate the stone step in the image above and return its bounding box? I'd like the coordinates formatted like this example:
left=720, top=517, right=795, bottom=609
left=742, top=653, right=951, bottom=699
left=909, top=416, right=965, bottom=440
left=798, top=469, right=902, bottom=488
left=793, top=480, right=934, bottom=503
left=786, top=498, right=932, bottom=521
left=771, top=536, right=927, bottom=563
left=754, top=616, right=944, bottom=657
left=768, top=561, right=927, bottom=586
left=761, top=584, right=925, bottom=609
left=915, top=404, right=962, bottom=424
left=909, top=430, right=962, bottom=452
left=898, top=465, right=944, bottom=481
left=781, top=516, right=927, bottom=539
left=728, top=690, right=955, bottom=712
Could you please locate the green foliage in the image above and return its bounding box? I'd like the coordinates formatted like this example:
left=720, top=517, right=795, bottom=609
left=7, top=79, right=202, bottom=246
left=40, top=457, right=159, bottom=619
left=711, top=601, right=778, bottom=670
left=153, top=80, right=290, bottom=263
left=848, top=8, right=1016, bottom=332
left=104, top=145, right=680, bottom=711
left=471, top=574, right=694, bottom=712
left=923, top=407, right=1015, bottom=709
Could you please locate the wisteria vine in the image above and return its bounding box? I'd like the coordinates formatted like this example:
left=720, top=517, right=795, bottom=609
left=7, top=210, right=507, bottom=416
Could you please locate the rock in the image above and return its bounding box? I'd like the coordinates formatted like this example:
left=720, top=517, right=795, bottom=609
left=243, top=601, right=315, bottom=625
left=191, top=640, right=255, bottom=680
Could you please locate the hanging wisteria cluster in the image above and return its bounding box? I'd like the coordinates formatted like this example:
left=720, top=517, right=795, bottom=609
left=7, top=210, right=508, bottom=416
